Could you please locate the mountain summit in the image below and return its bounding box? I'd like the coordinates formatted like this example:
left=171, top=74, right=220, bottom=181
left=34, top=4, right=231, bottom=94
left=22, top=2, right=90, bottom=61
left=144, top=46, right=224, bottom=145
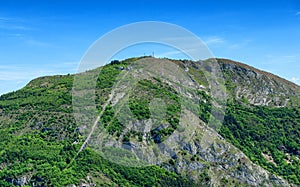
left=0, top=57, right=299, bottom=186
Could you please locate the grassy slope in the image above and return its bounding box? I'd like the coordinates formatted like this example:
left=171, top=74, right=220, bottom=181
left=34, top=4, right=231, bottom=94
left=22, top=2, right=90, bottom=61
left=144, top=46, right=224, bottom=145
left=0, top=59, right=199, bottom=186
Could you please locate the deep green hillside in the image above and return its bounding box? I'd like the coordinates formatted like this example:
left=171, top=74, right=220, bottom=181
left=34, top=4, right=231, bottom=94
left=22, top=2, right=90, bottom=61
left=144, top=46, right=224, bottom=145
left=0, top=58, right=200, bottom=186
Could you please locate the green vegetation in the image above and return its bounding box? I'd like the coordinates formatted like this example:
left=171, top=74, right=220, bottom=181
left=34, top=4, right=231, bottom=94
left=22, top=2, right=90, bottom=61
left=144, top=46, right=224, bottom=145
left=220, top=102, right=300, bottom=184
left=100, top=78, right=181, bottom=143
left=0, top=128, right=198, bottom=186
left=0, top=59, right=199, bottom=186
left=0, top=57, right=299, bottom=186
left=0, top=75, right=73, bottom=113
left=197, top=90, right=212, bottom=123
left=218, top=64, right=300, bottom=185
left=129, top=79, right=181, bottom=143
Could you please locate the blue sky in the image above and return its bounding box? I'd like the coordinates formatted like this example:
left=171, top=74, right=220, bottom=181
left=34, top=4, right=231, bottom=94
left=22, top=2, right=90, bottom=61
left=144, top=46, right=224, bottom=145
left=0, top=0, right=299, bottom=95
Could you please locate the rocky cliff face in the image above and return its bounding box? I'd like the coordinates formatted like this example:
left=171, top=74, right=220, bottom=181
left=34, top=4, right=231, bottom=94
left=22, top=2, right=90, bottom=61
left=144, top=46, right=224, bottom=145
left=162, top=110, right=291, bottom=186
left=217, top=58, right=300, bottom=107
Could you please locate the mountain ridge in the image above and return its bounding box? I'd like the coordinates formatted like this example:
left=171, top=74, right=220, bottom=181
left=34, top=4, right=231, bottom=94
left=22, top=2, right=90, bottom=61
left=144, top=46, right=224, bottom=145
left=216, top=58, right=299, bottom=88
left=0, top=57, right=299, bottom=186
left=3, top=57, right=298, bottom=98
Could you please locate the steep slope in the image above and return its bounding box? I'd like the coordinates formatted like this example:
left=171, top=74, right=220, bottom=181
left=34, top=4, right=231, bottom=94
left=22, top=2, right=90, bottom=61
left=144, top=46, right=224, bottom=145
left=217, top=58, right=299, bottom=107
left=0, top=73, right=197, bottom=186
left=0, top=57, right=299, bottom=186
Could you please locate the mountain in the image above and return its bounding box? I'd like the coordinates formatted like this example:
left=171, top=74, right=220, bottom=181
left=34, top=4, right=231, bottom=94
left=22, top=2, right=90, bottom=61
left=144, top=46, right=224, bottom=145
left=0, top=57, right=299, bottom=186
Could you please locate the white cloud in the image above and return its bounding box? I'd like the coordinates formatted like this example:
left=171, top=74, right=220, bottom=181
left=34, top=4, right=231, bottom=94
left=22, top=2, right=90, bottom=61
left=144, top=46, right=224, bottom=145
left=25, top=39, right=53, bottom=47
left=203, top=36, right=251, bottom=51
left=262, top=54, right=298, bottom=65
left=0, top=61, right=78, bottom=95
left=290, top=77, right=299, bottom=85
left=0, top=17, right=11, bottom=21
left=204, top=36, right=225, bottom=45
left=228, top=39, right=252, bottom=50
left=49, top=61, right=79, bottom=73
left=156, top=48, right=197, bottom=58
left=0, top=61, right=77, bottom=82
left=156, top=50, right=183, bottom=57
left=0, top=65, right=19, bottom=69
left=0, top=17, right=31, bottom=31
left=0, top=67, right=53, bottom=96
left=0, top=69, right=53, bottom=81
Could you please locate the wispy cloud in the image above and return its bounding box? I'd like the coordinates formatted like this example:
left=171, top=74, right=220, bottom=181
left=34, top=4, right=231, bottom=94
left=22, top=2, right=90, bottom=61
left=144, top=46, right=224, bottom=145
left=290, top=77, right=299, bottom=85
left=25, top=39, right=53, bottom=47
left=0, top=61, right=78, bottom=95
left=0, top=25, right=31, bottom=30
left=204, top=36, right=225, bottom=45
left=0, top=67, right=53, bottom=81
left=296, top=11, right=300, bottom=15
left=49, top=61, right=79, bottom=72
left=258, top=54, right=299, bottom=86
left=0, top=16, right=53, bottom=48
left=0, top=65, right=20, bottom=69
left=156, top=49, right=196, bottom=59
left=263, top=54, right=298, bottom=65
left=0, top=16, right=31, bottom=31
left=0, top=17, right=11, bottom=21
left=228, top=39, right=252, bottom=49
left=157, top=50, right=183, bottom=57
left=203, top=36, right=251, bottom=51
left=0, top=61, right=78, bottom=82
